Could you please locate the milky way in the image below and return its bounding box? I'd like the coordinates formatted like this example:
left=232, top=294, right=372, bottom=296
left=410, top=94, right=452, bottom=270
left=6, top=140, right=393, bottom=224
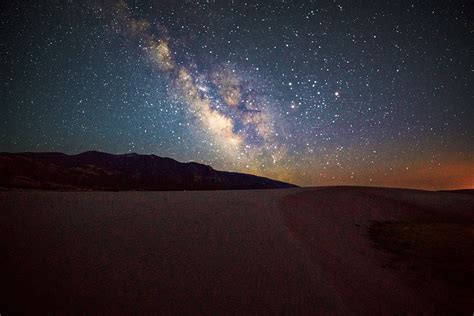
left=109, top=0, right=289, bottom=178
left=2, top=0, right=473, bottom=189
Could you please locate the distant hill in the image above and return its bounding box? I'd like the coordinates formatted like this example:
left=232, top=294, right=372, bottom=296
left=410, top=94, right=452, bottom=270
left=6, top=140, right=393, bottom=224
left=0, top=151, right=297, bottom=191
left=439, top=189, right=474, bottom=196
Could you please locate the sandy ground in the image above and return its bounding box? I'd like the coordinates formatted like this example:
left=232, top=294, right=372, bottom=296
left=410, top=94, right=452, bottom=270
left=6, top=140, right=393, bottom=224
left=1, top=187, right=472, bottom=314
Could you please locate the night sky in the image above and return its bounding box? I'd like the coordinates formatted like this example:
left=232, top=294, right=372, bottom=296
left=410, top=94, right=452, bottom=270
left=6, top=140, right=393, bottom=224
left=2, top=0, right=473, bottom=189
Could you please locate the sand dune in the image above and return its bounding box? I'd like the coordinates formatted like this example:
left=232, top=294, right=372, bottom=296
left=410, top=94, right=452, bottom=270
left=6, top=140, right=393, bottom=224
left=1, top=187, right=472, bottom=314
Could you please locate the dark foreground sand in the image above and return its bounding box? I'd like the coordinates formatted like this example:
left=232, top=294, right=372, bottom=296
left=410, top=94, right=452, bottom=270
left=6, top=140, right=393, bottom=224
left=1, top=187, right=472, bottom=314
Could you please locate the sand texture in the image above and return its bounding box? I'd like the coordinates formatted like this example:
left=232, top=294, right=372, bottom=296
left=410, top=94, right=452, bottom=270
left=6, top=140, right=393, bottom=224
left=1, top=187, right=472, bottom=314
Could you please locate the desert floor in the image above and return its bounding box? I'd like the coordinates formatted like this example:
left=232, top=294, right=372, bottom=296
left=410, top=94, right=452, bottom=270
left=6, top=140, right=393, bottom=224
left=1, top=187, right=472, bottom=314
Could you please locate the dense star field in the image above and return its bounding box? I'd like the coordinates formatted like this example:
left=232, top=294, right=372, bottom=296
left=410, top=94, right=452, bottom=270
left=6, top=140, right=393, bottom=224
left=2, top=0, right=473, bottom=189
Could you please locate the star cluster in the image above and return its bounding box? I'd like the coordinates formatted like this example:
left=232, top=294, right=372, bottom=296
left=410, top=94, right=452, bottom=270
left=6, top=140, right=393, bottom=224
left=2, top=0, right=473, bottom=189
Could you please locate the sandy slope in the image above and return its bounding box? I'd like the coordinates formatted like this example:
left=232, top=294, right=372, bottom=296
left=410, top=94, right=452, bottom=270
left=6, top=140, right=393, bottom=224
left=1, top=187, right=472, bottom=314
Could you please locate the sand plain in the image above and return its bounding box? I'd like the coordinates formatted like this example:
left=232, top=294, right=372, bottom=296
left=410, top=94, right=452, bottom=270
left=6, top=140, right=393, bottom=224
left=1, top=187, right=472, bottom=314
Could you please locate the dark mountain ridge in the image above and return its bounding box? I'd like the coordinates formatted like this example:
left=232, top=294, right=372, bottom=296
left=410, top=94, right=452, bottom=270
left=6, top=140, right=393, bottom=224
left=0, top=151, right=297, bottom=190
